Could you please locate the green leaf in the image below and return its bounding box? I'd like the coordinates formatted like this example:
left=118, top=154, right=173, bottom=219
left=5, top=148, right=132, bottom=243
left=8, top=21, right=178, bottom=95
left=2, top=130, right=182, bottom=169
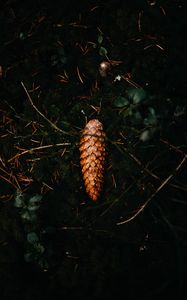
left=19, top=32, right=27, bottom=40
left=27, top=232, right=39, bottom=244
left=98, top=33, right=103, bottom=44
left=21, top=211, right=30, bottom=220
left=99, top=46, right=108, bottom=57
left=34, top=243, right=45, bottom=254
left=140, top=128, right=156, bottom=142
left=29, top=194, right=42, bottom=204
left=127, top=88, right=147, bottom=104
left=144, top=107, right=157, bottom=126
left=174, top=105, right=186, bottom=118
left=14, top=192, right=25, bottom=208
left=28, top=194, right=42, bottom=211
left=139, top=130, right=151, bottom=142
left=133, top=111, right=143, bottom=124
left=113, top=96, right=129, bottom=107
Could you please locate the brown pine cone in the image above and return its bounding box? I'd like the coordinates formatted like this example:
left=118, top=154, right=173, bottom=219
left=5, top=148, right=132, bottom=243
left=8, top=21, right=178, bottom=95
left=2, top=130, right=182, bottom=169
left=80, top=119, right=106, bottom=201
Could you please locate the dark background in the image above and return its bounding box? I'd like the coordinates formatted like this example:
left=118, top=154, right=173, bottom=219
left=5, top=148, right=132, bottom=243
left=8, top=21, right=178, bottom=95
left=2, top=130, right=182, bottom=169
left=0, top=0, right=187, bottom=299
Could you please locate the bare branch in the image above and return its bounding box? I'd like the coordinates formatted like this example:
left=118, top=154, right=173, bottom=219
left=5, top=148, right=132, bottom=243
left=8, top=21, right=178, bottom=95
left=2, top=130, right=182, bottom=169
left=21, top=82, right=70, bottom=135
left=8, top=143, right=71, bottom=162
left=117, top=154, right=187, bottom=225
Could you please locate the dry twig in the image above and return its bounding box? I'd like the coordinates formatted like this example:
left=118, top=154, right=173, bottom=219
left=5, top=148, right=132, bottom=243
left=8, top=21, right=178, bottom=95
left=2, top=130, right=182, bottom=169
left=8, top=143, right=71, bottom=162
left=117, top=154, right=187, bottom=225
left=21, top=82, right=70, bottom=135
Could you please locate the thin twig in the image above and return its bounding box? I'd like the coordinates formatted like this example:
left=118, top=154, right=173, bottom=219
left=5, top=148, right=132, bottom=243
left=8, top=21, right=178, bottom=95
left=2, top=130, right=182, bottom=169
left=0, top=173, right=19, bottom=190
left=21, top=81, right=70, bottom=135
left=117, top=154, right=187, bottom=225
left=127, top=150, right=160, bottom=180
left=114, top=142, right=160, bottom=181
left=160, top=139, right=187, bottom=156
left=8, top=143, right=71, bottom=162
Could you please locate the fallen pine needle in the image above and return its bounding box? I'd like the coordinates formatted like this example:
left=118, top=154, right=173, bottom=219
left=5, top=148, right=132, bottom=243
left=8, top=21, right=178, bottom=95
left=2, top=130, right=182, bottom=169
left=21, top=82, right=71, bottom=135
left=8, top=143, right=71, bottom=162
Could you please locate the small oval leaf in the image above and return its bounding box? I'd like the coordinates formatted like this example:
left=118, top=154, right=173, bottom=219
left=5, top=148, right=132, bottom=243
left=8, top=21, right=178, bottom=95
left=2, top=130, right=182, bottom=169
left=99, top=46, right=108, bottom=57
left=14, top=192, right=25, bottom=208
left=27, top=232, right=39, bottom=244
left=98, top=33, right=103, bottom=44
left=29, top=194, right=42, bottom=205
left=113, top=96, right=129, bottom=108
left=127, top=88, right=147, bottom=104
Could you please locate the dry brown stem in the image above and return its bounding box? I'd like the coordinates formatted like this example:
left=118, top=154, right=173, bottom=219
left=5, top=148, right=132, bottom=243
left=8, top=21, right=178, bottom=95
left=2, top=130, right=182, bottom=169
left=117, top=154, right=187, bottom=225
left=21, top=81, right=70, bottom=135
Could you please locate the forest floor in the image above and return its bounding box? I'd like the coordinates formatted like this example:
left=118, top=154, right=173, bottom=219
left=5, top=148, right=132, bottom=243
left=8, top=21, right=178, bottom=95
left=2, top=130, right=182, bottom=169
left=0, top=1, right=187, bottom=299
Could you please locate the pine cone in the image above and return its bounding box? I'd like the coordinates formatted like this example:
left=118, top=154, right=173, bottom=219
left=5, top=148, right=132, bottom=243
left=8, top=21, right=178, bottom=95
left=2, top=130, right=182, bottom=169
left=80, top=119, right=106, bottom=201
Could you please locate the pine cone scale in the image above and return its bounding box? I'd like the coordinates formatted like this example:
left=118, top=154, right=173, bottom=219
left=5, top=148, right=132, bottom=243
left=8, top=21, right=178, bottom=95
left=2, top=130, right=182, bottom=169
left=79, top=119, right=106, bottom=201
